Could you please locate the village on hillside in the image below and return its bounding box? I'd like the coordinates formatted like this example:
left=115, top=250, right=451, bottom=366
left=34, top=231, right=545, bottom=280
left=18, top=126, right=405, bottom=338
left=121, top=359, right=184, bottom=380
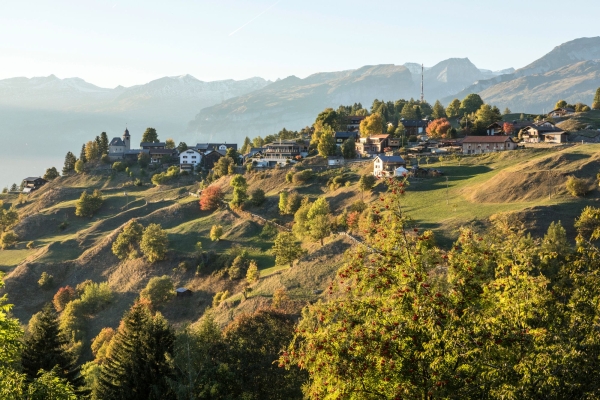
left=13, top=91, right=600, bottom=194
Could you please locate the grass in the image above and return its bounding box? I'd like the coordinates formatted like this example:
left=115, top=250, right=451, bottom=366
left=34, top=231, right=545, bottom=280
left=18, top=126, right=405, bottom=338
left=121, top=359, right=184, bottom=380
left=0, top=248, right=36, bottom=271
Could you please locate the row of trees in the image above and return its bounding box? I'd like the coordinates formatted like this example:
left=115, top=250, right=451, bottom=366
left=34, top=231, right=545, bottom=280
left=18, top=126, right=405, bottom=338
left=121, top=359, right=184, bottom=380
left=112, top=220, right=169, bottom=263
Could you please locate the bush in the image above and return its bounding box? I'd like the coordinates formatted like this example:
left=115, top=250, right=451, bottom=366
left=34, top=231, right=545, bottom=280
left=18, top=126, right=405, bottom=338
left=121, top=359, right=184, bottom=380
left=140, top=275, right=175, bottom=306
left=566, top=176, right=589, bottom=197
left=112, top=161, right=127, bottom=172
left=285, top=192, right=302, bottom=215
left=151, top=166, right=180, bottom=185
left=26, top=241, right=35, bottom=249
left=246, top=261, right=260, bottom=284
left=260, top=224, right=278, bottom=239
left=38, top=272, right=54, bottom=289
left=228, top=255, right=250, bottom=280
left=292, top=169, right=313, bottom=185
left=0, top=231, right=18, bottom=249
left=75, top=190, right=103, bottom=218
left=213, top=290, right=230, bottom=307
left=59, top=221, right=69, bottom=231
left=210, top=225, right=224, bottom=241
left=140, top=223, right=169, bottom=263
left=250, top=188, right=266, bottom=206
left=79, top=282, right=113, bottom=314
left=101, top=154, right=110, bottom=164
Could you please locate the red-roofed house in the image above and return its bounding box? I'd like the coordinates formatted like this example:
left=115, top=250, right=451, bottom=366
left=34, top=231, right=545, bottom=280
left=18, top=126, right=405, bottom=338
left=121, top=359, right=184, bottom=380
left=462, top=136, right=517, bottom=154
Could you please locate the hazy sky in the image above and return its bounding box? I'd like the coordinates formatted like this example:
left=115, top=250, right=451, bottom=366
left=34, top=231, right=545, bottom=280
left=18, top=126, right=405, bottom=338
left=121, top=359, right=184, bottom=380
left=1, top=0, right=598, bottom=88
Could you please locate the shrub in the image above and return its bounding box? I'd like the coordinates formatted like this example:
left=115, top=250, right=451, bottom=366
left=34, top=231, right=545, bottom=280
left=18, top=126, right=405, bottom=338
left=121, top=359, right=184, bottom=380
left=328, top=175, right=346, bottom=191
left=140, top=223, right=169, bottom=263
left=140, top=275, right=175, bottom=306
left=210, top=225, right=224, bottom=241
left=59, top=221, right=69, bottom=231
left=151, top=166, right=180, bottom=185
left=285, top=192, right=302, bottom=215
left=286, top=171, right=294, bottom=183
left=260, top=223, right=278, bottom=239
left=250, top=188, right=266, bottom=206
left=112, top=162, right=126, bottom=172
left=53, top=286, right=76, bottom=312
left=566, top=176, right=589, bottom=197
left=101, top=154, right=110, bottom=164
left=200, top=185, right=224, bottom=211
left=213, top=290, right=230, bottom=307
left=38, top=272, right=54, bottom=289
left=292, top=169, right=313, bottom=185
left=0, top=231, right=18, bottom=249
left=228, top=255, right=250, bottom=280
left=26, top=241, right=35, bottom=249
left=75, top=190, right=103, bottom=218
left=79, top=282, right=113, bottom=314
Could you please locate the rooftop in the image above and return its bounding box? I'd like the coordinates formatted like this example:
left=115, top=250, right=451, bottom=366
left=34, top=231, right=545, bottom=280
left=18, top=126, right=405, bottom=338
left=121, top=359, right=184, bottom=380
left=462, top=136, right=514, bottom=143
left=374, top=155, right=406, bottom=163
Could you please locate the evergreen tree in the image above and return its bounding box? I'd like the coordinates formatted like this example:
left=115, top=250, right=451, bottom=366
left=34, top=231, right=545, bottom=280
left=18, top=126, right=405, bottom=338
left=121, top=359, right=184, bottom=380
left=241, top=136, right=252, bottom=154
left=21, top=304, right=81, bottom=386
left=341, top=136, right=356, bottom=159
left=62, top=152, right=77, bottom=175
left=400, top=103, right=417, bottom=120
left=79, top=144, right=87, bottom=163
left=141, top=128, right=159, bottom=143
left=431, top=100, right=447, bottom=119
left=100, top=132, right=109, bottom=155
left=96, top=301, right=175, bottom=399
left=446, top=98, right=461, bottom=118
left=593, top=87, right=600, bottom=110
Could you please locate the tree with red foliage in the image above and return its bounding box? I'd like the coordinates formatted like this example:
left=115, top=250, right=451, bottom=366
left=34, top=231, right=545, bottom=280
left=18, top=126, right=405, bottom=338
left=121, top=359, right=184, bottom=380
left=200, top=185, right=224, bottom=211
left=53, top=285, right=76, bottom=312
left=503, top=122, right=515, bottom=135
left=346, top=211, right=360, bottom=234
left=426, top=118, right=452, bottom=139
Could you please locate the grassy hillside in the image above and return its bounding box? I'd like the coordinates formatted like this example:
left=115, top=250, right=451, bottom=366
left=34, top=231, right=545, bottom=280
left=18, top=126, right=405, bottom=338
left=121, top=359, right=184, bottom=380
left=1, top=145, right=600, bottom=362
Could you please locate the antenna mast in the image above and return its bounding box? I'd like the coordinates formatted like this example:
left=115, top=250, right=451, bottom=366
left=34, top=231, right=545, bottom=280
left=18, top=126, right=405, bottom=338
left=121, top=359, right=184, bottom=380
left=420, top=63, right=424, bottom=103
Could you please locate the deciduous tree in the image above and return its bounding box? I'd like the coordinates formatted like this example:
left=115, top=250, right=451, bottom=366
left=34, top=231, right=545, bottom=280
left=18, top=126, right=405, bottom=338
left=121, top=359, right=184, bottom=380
left=140, top=223, right=169, bottom=263
left=229, top=174, right=248, bottom=208
left=359, top=113, right=385, bottom=137
left=358, top=174, right=376, bottom=199
left=210, top=225, right=224, bottom=241
left=593, top=87, right=600, bottom=110
left=432, top=100, right=447, bottom=119
left=112, top=220, right=144, bottom=260
left=165, top=138, right=175, bottom=149
left=272, top=232, right=303, bottom=266
left=317, top=126, right=337, bottom=156
left=199, top=185, right=223, bottom=211
left=140, top=276, right=175, bottom=307
left=141, top=127, right=159, bottom=143
left=44, top=167, right=59, bottom=181
left=460, top=93, right=485, bottom=115
left=426, top=117, right=452, bottom=139
left=446, top=98, right=461, bottom=118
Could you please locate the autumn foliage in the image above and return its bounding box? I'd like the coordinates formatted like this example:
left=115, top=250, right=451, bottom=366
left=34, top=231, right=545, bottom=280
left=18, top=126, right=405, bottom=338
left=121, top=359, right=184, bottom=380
left=503, top=122, right=515, bottom=135
left=53, top=285, right=76, bottom=312
left=199, top=185, right=224, bottom=211
left=425, top=117, right=452, bottom=139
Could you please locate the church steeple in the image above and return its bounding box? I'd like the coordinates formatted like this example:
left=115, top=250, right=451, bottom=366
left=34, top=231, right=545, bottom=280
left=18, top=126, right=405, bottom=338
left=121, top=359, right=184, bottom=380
left=122, top=127, right=130, bottom=151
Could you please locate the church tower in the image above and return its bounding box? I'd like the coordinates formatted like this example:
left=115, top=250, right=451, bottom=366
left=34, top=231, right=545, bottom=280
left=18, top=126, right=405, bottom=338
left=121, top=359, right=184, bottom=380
left=122, top=128, right=130, bottom=151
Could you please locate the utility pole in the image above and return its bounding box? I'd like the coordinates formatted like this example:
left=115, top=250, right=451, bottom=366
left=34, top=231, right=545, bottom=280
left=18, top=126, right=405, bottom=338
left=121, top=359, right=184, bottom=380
left=420, top=63, right=424, bottom=103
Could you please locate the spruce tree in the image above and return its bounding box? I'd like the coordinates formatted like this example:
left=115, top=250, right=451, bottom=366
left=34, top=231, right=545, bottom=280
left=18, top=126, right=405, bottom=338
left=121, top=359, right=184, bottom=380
left=96, top=301, right=175, bottom=399
left=593, top=87, right=600, bottom=110
left=21, top=303, right=81, bottom=386
left=100, top=132, right=109, bottom=155
left=432, top=100, right=447, bottom=119
left=79, top=144, right=87, bottom=163
left=62, top=152, right=77, bottom=175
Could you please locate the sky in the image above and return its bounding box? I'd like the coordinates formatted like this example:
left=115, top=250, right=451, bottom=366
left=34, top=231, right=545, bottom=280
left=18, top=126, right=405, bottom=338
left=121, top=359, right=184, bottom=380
left=0, top=0, right=599, bottom=88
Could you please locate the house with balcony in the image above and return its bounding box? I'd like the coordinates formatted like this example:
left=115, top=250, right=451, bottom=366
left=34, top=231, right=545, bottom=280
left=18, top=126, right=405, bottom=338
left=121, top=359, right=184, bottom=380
left=179, top=149, right=202, bottom=173
left=356, top=134, right=390, bottom=157
left=373, top=155, right=406, bottom=177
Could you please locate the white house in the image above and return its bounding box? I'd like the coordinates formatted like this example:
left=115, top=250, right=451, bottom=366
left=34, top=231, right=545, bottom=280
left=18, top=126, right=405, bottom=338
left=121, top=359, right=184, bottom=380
left=179, top=149, right=202, bottom=173
left=373, top=155, right=406, bottom=177
left=108, top=128, right=131, bottom=160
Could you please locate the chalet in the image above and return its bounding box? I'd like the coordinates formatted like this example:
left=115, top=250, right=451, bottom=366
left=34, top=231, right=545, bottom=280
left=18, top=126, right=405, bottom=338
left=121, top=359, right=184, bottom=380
left=108, top=128, right=132, bottom=160
left=346, top=115, right=366, bottom=132
left=176, top=288, right=193, bottom=297
left=548, top=107, right=575, bottom=118
left=334, top=131, right=360, bottom=146
left=486, top=122, right=505, bottom=136
left=179, top=149, right=202, bottom=173
left=373, top=155, right=406, bottom=177
left=202, top=150, right=223, bottom=170
left=195, top=143, right=237, bottom=155
left=356, top=134, right=390, bottom=157
left=140, top=142, right=166, bottom=150
left=462, top=136, right=516, bottom=154
left=22, top=177, right=47, bottom=193
left=149, top=148, right=176, bottom=163
left=400, top=119, right=429, bottom=136
left=520, top=121, right=565, bottom=143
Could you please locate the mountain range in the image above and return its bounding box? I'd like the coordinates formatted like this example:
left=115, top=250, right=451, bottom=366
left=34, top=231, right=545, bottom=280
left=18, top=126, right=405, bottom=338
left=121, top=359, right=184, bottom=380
left=1, top=36, right=600, bottom=186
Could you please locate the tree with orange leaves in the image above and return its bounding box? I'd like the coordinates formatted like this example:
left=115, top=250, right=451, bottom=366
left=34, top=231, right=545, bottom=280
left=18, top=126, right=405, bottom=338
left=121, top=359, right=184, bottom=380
left=199, top=185, right=223, bottom=211
left=503, top=122, right=515, bottom=135
left=426, top=117, right=452, bottom=139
